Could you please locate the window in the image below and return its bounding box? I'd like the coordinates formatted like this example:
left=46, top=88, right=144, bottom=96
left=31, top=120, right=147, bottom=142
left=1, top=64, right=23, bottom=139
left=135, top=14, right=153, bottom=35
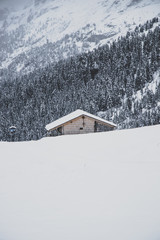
left=94, top=121, right=97, bottom=132
left=82, top=116, right=85, bottom=126
left=80, top=127, right=83, bottom=130
left=57, top=127, right=62, bottom=134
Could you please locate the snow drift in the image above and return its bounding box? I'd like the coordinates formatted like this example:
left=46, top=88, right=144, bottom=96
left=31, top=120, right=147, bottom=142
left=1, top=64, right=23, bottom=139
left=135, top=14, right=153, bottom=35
left=0, top=125, right=160, bottom=240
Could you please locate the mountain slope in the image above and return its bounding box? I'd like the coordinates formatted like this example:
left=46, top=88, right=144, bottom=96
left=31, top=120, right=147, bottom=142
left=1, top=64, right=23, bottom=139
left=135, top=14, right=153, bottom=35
left=0, top=20, right=159, bottom=141
left=0, top=0, right=160, bottom=75
left=0, top=124, right=160, bottom=240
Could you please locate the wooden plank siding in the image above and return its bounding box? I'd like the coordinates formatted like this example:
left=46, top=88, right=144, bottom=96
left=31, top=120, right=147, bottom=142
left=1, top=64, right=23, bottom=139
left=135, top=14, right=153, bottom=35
left=48, top=115, right=115, bottom=136
left=63, top=116, right=95, bottom=135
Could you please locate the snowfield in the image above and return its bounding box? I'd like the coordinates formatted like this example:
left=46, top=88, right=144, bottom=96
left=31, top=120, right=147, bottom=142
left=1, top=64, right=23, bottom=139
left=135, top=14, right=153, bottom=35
left=0, top=125, right=160, bottom=240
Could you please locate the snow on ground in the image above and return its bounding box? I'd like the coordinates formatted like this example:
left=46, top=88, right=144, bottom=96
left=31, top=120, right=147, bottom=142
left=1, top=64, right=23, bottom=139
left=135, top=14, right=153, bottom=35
left=147, top=71, right=160, bottom=94
left=98, top=69, right=160, bottom=121
left=0, top=125, right=160, bottom=240
left=135, top=70, right=160, bottom=102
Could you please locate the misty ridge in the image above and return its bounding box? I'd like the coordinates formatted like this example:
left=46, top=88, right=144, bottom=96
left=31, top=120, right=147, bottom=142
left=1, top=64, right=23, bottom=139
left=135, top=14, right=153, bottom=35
left=0, top=0, right=46, bottom=11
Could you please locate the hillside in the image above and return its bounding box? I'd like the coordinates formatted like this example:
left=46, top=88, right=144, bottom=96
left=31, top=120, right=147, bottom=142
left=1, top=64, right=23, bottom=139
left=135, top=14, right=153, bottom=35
left=0, top=0, right=160, bottom=76
left=0, top=1, right=160, bottom=142
left=0, top=124, right=160, bottom=240
left=0, top=18, right=159, bottom=141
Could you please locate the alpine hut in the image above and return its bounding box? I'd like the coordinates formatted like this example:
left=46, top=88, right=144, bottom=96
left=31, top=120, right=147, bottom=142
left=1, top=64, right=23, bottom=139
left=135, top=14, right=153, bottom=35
left=46, top=109, right=117, bottom=136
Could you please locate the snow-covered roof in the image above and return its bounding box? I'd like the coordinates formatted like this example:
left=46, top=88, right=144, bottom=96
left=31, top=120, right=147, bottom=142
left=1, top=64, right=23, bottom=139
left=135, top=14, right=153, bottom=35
left=45, top=109, right=117, bottom=131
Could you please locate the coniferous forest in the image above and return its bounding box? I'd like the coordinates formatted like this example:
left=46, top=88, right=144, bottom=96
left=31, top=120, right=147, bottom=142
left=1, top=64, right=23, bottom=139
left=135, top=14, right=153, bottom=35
left=0, top=18, right=160, bottom=141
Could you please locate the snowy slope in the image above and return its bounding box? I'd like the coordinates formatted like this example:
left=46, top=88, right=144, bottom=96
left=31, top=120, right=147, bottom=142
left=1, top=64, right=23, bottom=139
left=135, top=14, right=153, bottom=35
left=98, top=69, right=160, bottom=128
left=0, top=0, right=160, bottom=73
left=0, top=125, right=160, bottom=240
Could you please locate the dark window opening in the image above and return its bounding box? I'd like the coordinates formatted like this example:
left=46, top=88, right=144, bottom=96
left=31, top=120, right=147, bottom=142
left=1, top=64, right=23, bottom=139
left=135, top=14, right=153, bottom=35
left=94, top=122, right=114, bottom=132
left=48, top=126, right=63, bottom=137
left=80, top=127, right=83, bottom=130
left=57, top=126, right=62, bottom=134
left=94, top=121, right=97, bottom=132
left=82, top=116, right=85, bottom=126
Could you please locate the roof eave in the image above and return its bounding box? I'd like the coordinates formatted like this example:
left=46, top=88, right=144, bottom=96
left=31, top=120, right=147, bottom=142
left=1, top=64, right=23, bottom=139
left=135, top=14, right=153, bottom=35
left=46, top=114, right=117, bottom=131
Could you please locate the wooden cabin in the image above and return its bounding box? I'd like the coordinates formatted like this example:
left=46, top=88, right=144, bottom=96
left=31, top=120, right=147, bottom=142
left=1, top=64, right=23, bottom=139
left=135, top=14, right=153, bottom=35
left=46, top=109, right=117, bottom=136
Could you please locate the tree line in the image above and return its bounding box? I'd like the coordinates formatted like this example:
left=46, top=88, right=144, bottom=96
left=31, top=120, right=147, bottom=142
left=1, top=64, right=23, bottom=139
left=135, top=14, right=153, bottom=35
left=0, top=17, right=159, bottom=141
